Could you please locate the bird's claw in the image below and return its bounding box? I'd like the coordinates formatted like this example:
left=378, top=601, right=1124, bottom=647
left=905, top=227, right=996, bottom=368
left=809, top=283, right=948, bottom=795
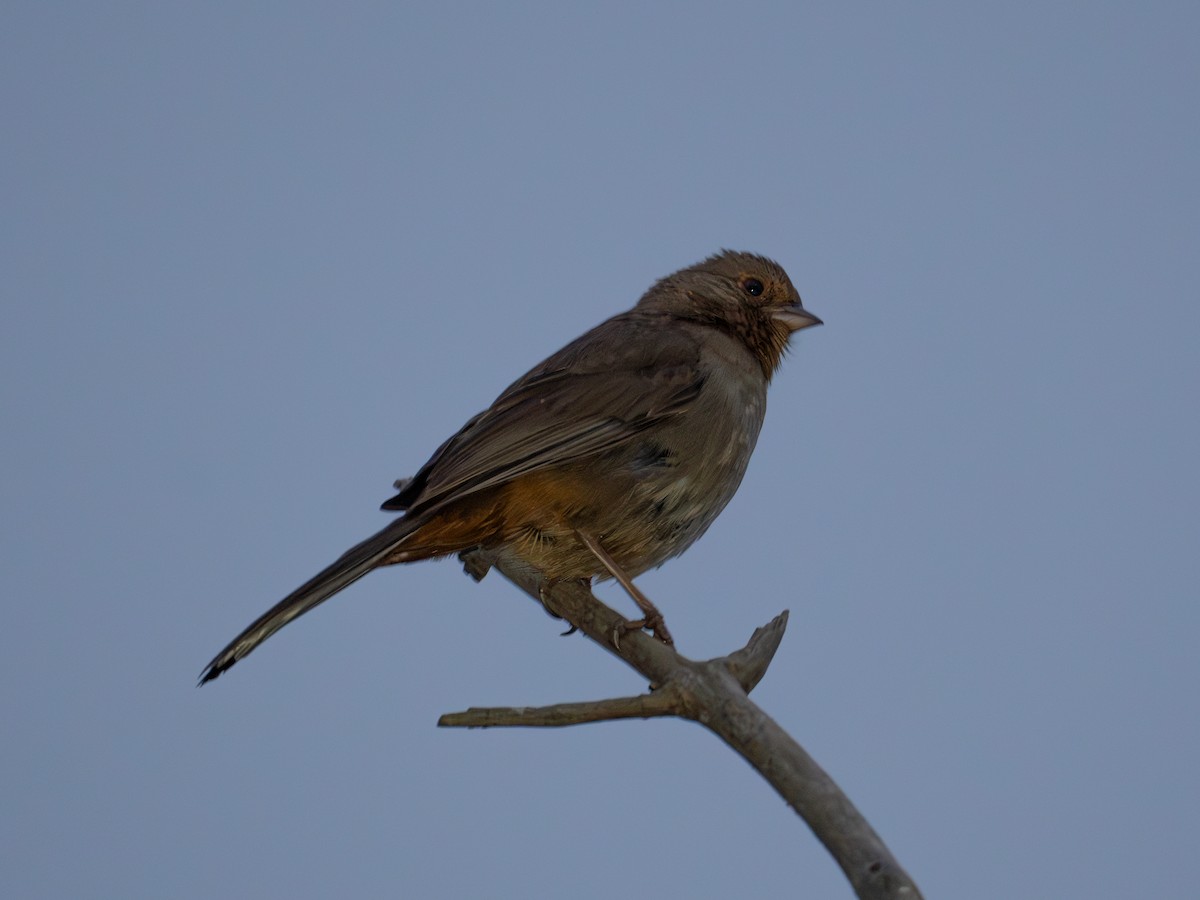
left=611, top=613, right=674, bottom=650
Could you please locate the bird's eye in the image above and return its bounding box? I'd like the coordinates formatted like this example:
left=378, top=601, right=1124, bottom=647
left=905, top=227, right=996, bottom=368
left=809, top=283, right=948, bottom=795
left=742, top=278, right=764, bottom=296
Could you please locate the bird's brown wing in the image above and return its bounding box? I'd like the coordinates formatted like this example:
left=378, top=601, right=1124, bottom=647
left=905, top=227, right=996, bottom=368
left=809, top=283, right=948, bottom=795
left=203, top=315, right=701, bottom=684
left=384, top=312, right=704, bottom=516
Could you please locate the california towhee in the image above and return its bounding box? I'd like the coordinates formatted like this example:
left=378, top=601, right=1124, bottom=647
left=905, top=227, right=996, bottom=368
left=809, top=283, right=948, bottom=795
left=200, top=250, right=820, bottom=683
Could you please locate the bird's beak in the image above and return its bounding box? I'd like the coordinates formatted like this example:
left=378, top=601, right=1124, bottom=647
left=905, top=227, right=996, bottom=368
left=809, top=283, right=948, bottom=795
left=772, top=304, right=823, bottom=332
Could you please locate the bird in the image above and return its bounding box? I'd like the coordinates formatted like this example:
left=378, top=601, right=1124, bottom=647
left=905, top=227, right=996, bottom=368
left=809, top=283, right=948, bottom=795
left=199, top=250, right=821, bottom=684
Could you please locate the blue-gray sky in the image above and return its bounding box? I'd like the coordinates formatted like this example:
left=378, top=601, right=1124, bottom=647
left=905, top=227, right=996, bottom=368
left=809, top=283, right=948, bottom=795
left=3, top=3, right=1197, bottom=898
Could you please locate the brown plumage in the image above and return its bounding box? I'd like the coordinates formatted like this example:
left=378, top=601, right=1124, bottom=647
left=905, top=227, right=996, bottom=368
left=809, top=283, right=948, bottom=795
left=199, top=250, right=821, bottom=683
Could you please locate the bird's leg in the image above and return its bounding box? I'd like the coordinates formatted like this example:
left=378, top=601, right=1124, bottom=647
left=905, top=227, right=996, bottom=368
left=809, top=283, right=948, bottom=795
left=574, top=529, right=674, bottom=647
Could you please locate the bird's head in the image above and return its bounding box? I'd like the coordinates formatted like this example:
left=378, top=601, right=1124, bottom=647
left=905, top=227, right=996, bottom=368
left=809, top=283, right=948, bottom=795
left=637, top=250, right=821, bottom=379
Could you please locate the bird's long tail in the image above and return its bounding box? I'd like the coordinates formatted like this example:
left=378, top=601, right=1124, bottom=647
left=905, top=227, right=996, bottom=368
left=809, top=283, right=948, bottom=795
left=199, top=517, right=420, bottom=684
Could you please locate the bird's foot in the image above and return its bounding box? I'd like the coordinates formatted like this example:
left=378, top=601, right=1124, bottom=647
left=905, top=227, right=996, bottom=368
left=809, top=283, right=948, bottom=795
left=536, top=577, right=591, bottom=627
left=612, top=612, right=674, bottom=650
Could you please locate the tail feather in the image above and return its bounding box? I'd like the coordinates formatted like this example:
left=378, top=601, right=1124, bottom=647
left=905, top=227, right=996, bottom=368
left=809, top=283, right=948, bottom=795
left=198, top=518, right=418, bottom=684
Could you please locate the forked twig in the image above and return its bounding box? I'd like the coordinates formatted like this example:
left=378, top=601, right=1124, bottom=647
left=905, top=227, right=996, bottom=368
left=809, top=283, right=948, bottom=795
left=441, top=550, right=923, bottom=900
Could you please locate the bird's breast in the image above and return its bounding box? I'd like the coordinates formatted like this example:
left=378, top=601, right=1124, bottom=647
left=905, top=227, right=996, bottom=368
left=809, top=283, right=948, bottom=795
left=614, top=354, right=768, bottom=573
left=493, top=331, right=771, bottom=582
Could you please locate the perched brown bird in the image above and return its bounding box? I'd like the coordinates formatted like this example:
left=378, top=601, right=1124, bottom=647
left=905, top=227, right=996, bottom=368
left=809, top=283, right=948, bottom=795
left=199, top=250, right=821, bottom=683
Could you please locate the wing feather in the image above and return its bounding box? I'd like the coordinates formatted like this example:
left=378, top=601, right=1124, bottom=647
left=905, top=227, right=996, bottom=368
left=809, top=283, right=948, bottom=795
left=385, top=313, right=703, bottom=515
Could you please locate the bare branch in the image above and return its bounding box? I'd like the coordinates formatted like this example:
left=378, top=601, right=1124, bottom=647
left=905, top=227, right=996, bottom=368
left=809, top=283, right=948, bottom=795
left=723, top=609, right=789, bottom=691
left=440, top=610, right=789, bottom=727
left=439, top=688, right=680, bottom=728
left=450, top=549, right=924, bottom=900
